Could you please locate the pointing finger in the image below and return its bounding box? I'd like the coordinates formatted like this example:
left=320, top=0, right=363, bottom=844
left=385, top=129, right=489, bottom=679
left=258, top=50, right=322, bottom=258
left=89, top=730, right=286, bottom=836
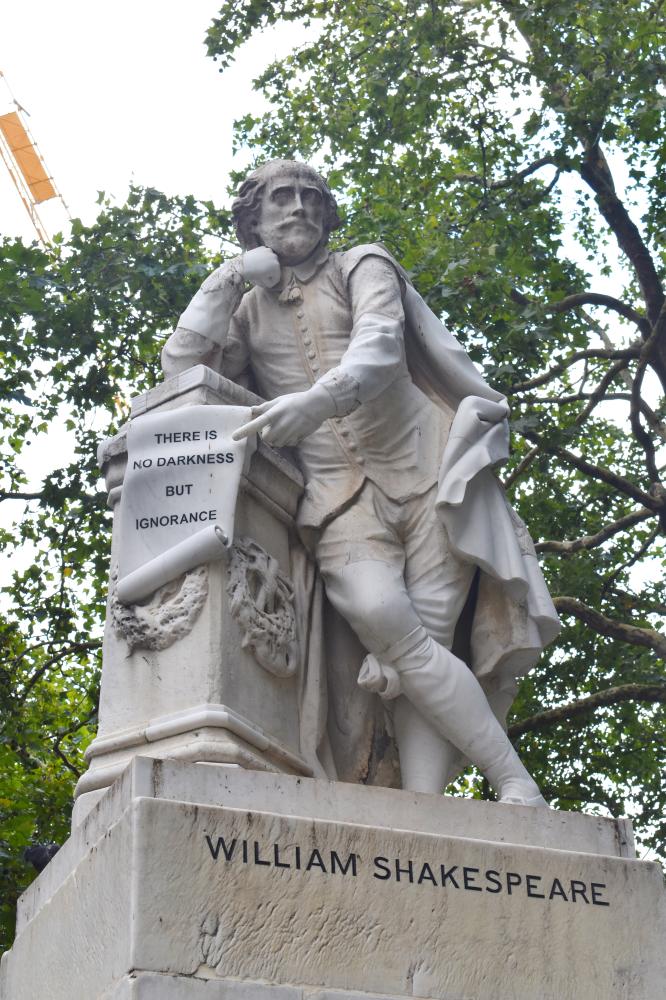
left=232, top=411, right=273, bottom=441
left=251, top=400, right=274, bottom=415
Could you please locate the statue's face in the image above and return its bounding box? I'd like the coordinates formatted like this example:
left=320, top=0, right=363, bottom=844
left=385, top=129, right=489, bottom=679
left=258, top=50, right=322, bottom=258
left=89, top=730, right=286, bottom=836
left=255, top=168, right=325, bottom=265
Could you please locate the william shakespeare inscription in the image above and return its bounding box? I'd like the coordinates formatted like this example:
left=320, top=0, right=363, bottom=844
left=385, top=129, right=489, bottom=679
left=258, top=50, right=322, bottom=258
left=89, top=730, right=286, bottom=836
left=203, top=831, right=611, bottom=907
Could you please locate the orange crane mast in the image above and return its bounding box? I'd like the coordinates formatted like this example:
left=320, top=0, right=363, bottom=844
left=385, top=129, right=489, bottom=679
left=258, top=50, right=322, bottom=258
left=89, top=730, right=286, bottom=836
left=0, top=69, right=69, bottom=244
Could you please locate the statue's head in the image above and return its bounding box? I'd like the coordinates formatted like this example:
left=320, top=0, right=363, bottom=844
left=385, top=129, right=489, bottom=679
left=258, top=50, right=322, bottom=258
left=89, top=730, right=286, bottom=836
left=232, top=159, right=341, bottom=265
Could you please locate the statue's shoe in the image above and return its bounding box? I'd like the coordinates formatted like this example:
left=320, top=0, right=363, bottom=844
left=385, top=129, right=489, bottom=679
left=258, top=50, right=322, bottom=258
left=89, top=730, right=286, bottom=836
left=499, top=783, right=549, bottom=808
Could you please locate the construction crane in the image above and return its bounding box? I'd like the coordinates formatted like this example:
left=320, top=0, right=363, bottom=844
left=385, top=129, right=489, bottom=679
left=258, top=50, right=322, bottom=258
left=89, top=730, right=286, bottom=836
left=0, top=70, right=70, bottom=244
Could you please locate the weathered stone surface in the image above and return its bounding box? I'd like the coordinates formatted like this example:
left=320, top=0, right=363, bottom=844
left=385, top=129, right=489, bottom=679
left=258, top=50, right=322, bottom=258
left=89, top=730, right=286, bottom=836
left=16, top=758, right=635, bottom=939
left=1, top=807, right=133, bottom=1000
left=2, top=760, right=663, bottom=1000
left=107, top=975, right=430, bottom=999
left=134, top=802, right=663, bottom=998
left=106, top=974, right=304, bottom=998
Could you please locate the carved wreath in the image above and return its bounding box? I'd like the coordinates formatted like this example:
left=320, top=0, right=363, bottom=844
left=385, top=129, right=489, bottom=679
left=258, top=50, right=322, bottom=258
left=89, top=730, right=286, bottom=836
left=109, top=563, right=208, bottom=653
left=227, top=537, right=299, bottom=678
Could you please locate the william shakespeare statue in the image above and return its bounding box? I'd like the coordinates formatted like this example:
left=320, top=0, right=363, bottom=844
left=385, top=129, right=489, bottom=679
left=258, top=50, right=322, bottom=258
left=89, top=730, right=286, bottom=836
left=161, top=159, right=560, bottom=806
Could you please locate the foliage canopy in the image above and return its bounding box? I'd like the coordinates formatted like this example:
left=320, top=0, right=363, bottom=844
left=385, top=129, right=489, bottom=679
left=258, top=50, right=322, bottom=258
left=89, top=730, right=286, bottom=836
left=1, top=0, right=665, bottom=951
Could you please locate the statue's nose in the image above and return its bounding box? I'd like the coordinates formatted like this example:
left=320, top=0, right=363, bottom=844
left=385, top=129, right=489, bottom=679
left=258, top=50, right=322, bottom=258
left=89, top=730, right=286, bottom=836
left=291, top=192, right=305, bottom=216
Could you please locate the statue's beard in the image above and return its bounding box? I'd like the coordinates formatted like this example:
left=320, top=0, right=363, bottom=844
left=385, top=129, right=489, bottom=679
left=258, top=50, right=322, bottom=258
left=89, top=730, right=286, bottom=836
left=270, top=222, right=323, bottom=265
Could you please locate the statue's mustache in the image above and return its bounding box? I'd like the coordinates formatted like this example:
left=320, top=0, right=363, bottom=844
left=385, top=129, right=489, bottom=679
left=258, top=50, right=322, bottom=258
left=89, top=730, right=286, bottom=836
left=277, top=217, right=319, bottom=231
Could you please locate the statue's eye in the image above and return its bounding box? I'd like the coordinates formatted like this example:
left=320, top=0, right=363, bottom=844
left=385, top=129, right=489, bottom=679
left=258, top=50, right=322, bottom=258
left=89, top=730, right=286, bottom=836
left=302, top=188, right=323, bottom=206
left=271, top=187, right=294, bottom=206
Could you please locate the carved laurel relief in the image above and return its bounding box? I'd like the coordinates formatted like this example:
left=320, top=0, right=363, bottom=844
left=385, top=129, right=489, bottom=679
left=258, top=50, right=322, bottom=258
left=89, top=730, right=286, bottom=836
left=109, top=563, right=208, bottom=652
left=227, top=537, right=299, bottom=678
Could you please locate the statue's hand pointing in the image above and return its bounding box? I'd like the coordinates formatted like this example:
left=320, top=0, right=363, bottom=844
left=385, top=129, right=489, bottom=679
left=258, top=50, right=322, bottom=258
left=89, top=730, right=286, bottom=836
left=232, top=385, right=336, bottom=447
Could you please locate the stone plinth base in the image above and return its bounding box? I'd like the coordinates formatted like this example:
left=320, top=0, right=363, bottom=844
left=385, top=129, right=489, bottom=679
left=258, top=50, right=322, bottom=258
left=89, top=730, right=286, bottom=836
left=2, top=758, right=664, bottom=1000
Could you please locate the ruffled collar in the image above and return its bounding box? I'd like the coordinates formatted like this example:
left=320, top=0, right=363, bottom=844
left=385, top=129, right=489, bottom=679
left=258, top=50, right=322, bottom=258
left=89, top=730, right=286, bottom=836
left=274, top=244, right=330, bottom=304
left=291, top=242, right=330, bottom=281
left=281, top=243, right=330, bottom=285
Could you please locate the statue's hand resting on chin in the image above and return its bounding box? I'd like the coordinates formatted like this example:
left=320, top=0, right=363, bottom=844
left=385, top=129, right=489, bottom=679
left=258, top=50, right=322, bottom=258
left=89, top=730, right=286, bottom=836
left=241, top=246, right=281, bottom=288
left=200, top=246, right=281, bottom=296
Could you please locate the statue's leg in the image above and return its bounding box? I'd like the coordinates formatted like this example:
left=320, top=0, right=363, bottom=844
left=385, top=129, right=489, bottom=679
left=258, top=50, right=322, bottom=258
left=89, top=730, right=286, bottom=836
left=321, top=558, right=423, bottom=655
left=394, top=487, right=473, bottom=792
left=391, top=695, right=459, bottom=793
left=322, top=560, right=545, bottom=804
left=391, top=682, right=518, bottom=794
left=317, top=488, right=546, bottom=805
left=315, top=484, right=465, bottom=794
left=317, top=492, right=459, bottom=791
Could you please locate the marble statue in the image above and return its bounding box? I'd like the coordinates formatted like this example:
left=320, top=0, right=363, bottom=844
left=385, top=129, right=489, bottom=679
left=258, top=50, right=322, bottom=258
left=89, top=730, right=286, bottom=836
left=161, top=159, right=560, bottom=806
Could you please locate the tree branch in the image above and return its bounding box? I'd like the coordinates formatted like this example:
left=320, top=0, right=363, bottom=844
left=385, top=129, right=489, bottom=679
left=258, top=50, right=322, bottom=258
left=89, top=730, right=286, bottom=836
left=505, top=346, right=639, bottom=394
left=547, top=292, right=650, bottom=336
left=600, top=525, right=659, bottom=599
left=521, top=430, right=658, bottom=510
left=51, top=742, right=82, bottom=778
left=580, top=144, right=665, bottom=327
left=535, top=507, right=654, bottom=554
left=509, top=683, right=666, bottom=738
left=631, top=299, right=666, bottom=482
left=581, top=309, right=666, bottom=440
left=553, top=596, right=666, bottom=657
left=501, top=444, right=540, bottom=490
left=523, top=392, right=666, bottom=440
left=18, top=641, right=102, bottom=705
left=50, top=708, right=97, bottom=779
left=0, top=490, right=44, bottom=503
left=573, top=357, right=634, bottom=426
left=454, top=155, right=557, bottom=190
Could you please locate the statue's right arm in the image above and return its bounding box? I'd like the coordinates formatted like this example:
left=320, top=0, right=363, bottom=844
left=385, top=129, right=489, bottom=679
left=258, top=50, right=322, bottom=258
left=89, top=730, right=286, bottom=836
left=161, top=259, right=246, bottom=378
left=161, top=248, right=281, bottom=378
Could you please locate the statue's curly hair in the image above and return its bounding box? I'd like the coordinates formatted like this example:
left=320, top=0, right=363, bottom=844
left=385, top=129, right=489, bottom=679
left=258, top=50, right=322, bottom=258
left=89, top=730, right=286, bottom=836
left=231, top=159, right=342, bottom=250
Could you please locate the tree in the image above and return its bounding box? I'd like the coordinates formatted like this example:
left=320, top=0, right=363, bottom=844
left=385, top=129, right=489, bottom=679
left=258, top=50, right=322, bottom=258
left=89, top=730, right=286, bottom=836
left=1, top=0, right=665, bottom=953
left=203, top=0, right=666, bottom=825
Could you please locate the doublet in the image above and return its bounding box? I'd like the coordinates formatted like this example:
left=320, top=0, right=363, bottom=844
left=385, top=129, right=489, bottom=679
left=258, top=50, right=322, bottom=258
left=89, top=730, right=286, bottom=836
left=163, top=246, right=448, bottom=529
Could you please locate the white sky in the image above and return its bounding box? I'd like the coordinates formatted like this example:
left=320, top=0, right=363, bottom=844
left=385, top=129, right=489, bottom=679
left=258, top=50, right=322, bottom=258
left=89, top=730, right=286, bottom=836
left=0, top=0, right=304, bottom=242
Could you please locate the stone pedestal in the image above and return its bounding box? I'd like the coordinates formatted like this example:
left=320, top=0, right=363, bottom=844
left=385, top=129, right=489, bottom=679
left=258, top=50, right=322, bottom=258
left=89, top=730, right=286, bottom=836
left=2, top=757, right=664, bottom=1000
left=74, top=367, right=311, bottom=826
